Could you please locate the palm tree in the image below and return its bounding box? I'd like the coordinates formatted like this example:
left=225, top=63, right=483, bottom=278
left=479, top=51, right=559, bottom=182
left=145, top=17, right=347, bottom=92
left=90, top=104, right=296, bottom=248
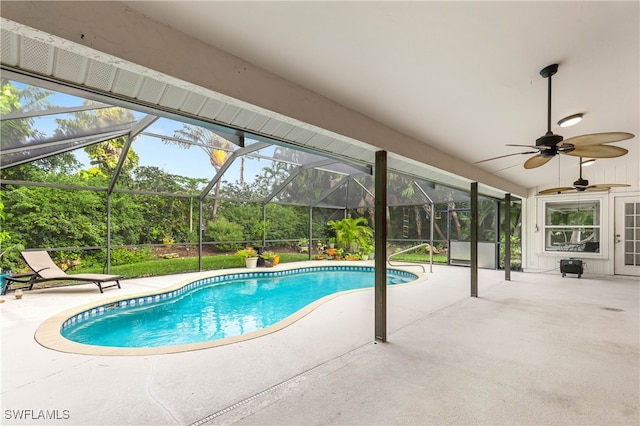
left=327, top=216, right=374, bottom=253
left=164, top=126, right=234, bottom=220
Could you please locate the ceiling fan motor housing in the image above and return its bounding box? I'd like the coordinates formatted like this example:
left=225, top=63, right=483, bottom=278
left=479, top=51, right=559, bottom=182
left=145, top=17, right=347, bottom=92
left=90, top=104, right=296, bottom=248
left=536, top=133, right=564, bottom=157
left=574, top=177, right=589, bottom=190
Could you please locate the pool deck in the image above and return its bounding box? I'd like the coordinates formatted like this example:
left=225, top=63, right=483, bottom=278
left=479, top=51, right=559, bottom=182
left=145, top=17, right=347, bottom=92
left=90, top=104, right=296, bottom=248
left=1, top=261, right=638, bottom=425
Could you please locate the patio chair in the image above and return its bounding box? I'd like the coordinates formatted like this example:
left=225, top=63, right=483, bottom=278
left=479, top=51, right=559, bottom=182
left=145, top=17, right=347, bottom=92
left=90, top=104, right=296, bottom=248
left=566, top=230, right=596, bottom=252
left=9, top=250, right=123, bottom=294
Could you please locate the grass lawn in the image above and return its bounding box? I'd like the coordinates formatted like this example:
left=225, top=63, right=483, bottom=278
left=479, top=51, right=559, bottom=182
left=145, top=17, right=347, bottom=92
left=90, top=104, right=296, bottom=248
left=77, top=252, right=448, bottom=279
left=80, top=252, right=311, bottom=278
left=36, top=252, right=448, bottom=290
left=390, top=253, right=448, bottom=264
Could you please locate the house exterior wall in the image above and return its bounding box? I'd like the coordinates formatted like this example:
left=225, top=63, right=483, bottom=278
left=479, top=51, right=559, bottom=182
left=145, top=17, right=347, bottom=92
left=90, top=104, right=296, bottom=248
left=522, top=155, right=639, bottom=276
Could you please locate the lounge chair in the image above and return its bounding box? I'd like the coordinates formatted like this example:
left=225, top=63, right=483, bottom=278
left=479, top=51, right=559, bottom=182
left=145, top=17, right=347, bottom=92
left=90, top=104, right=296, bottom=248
left=5, top=250, right=123, bottom=294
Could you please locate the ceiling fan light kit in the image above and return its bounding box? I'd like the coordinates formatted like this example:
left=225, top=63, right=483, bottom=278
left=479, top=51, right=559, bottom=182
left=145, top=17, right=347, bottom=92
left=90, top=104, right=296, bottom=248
left=476, top=63, right=634, bottom=169
left=558, top=113, right=584, bottom=128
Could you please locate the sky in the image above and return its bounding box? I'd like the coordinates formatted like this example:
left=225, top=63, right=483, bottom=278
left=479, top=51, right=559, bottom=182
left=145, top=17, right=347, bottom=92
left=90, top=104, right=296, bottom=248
left=10, top=79, right=271, bottom=185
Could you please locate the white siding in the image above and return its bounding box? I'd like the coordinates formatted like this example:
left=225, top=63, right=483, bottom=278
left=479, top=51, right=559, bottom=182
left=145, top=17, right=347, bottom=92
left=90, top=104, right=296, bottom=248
left=524, top=156, right=639, bottom=276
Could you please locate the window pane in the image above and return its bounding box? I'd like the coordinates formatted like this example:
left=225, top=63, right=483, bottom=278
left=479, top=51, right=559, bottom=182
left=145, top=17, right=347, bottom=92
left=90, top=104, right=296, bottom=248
left=544, top=200, right=601, bottom=252
left=624, top=203, right=635, bottom=215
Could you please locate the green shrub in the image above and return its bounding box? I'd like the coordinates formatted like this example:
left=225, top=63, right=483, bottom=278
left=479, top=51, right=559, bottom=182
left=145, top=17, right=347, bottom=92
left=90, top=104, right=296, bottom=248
left=204, top=217, right=244, bottom=252
left=0, top=242, right=25, bottom=272
left=499, top=234, right=522, bottom=270
left=88, top=247, right=153, bottom=267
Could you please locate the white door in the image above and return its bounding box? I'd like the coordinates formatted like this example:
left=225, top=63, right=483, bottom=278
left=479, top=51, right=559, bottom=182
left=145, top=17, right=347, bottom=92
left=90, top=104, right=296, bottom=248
left=614, top=196, right=640, bottom=276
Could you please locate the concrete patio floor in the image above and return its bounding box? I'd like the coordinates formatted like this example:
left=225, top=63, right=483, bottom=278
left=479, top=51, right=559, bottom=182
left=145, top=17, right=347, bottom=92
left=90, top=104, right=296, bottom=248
left=1, top=262, right=638, bottom=425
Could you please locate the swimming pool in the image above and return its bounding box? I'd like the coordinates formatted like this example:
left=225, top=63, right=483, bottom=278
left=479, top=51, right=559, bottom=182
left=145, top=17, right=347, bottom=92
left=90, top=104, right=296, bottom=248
left=38, top=265, right=419, bottom=355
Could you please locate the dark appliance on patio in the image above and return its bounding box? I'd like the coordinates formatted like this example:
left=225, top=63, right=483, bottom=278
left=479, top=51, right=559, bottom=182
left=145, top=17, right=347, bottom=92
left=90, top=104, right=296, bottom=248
left=560, top=258, right=583, bottom=278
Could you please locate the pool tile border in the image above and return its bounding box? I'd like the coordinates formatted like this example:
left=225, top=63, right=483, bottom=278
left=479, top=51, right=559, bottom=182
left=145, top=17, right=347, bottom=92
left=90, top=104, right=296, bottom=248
left=35, top=264, right=424, bottom=356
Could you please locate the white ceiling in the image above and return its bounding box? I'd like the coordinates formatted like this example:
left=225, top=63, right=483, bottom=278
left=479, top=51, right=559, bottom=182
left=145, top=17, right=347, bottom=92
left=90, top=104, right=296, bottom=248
left=122, top=1, right=639, bottom=191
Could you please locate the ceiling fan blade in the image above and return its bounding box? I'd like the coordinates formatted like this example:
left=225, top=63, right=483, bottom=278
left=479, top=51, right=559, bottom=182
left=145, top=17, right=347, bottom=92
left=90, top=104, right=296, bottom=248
left=505, top=144, right=550, bottom=150
left=583, top=185, right=613, bottom=192
left=602, top=183, right=631, bottom=188
left=537, top=186, right=575, bottom=195
left=524, top=154, right=552, bottom=169
left=475, top=150, right=538, bottom=164
left=585, top=183, right=631, bottom=192
left=565, top=144, right=628, bottom=158
left=505, top=144, right=538, bottom=149
left=564, top=132, right=635, bottom=147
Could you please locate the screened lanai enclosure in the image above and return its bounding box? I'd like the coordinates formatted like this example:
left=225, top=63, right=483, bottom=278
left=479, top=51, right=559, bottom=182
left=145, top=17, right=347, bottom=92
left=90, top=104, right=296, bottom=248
left=0, top=71, right=521, bottom=275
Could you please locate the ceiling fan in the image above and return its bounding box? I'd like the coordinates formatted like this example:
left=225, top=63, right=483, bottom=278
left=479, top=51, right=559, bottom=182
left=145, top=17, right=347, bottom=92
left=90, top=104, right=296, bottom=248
left=537, top=158, right=631, bottom=195
left=477, top=64, right=634, bottom=169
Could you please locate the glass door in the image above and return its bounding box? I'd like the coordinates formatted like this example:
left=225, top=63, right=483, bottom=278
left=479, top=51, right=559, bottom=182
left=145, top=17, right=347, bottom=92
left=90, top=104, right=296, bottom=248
left=614, top=196, right=640, bottom=276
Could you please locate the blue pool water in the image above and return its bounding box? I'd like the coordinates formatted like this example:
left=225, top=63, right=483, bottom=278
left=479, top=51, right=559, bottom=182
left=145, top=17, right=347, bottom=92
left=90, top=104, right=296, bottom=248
left=61, top=266, right=417, bottom=348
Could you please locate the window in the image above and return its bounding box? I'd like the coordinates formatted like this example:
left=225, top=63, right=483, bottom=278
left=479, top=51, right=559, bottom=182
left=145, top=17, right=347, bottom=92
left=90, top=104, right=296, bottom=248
left=544, top=200, right=600, bottom=253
